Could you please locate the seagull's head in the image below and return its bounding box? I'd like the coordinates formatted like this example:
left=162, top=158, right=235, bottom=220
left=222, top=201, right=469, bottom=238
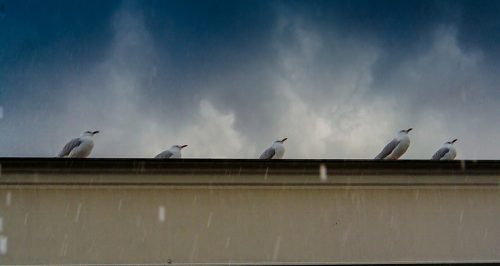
left=172, top=144, right=188, bottom=150
left=399, top=128, right=413, bottom=134
left=276, top=138, right=288, bottom=143
left=446, top=139, right=458, bottom=144
left=82, top=130, right=99, bottom=137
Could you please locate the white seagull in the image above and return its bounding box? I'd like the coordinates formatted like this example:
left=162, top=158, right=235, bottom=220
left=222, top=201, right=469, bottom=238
left=155, top=145, right=188, bottom=159
left=259, top=138, right=287, bottom=159
left=431, top=139, right=457, bottom=160
left=374, top=128, right=412, bottom=159
left=57, top=130, right=99, bottom=158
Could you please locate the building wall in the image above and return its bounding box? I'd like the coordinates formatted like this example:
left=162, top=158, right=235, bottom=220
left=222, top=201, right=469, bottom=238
left=1, top=182, right=499, bottom=264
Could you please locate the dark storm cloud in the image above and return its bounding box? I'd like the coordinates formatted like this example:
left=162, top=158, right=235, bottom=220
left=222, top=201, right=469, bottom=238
left=0, top=0, right=498, bottom=158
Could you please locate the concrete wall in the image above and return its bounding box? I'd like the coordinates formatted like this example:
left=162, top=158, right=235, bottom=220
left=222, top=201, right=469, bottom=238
left=0, top=159, right=499, bottom=265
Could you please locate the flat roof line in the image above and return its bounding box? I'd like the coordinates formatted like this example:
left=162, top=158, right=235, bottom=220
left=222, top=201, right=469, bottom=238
left=0, top=158, right=499, bottom=175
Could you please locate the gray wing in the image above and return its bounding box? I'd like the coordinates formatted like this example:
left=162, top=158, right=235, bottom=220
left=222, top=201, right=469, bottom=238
left=259, top=147, right=275, bottom=159
left=431, top=147, right=449, bottom=160
left=155, top=150, right=173, bottom=159
left=374, top=139, right=400, bottom=159
left=57, top=138, right=82, bottom=157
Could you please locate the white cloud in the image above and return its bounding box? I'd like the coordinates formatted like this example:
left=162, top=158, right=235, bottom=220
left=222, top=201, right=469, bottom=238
left=179, top=100, right=253, bottom=158
left=274, top=82, right=404, bottom=159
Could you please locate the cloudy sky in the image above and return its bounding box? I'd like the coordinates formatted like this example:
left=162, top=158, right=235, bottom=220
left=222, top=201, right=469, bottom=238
left=0, top=0, right=499, bottom=159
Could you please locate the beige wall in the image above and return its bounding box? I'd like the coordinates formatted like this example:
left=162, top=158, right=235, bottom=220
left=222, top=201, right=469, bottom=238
left=1, top=183, right=499, bottom=264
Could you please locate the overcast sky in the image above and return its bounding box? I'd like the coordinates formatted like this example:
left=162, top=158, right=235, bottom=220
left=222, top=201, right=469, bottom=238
left=0, top=0, right=499, bottom=159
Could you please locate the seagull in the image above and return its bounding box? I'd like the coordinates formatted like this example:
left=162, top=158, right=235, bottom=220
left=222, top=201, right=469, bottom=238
left=155, top=145, right=188, bottom=159
left=259, top=138, right=287, bottom=159
left=57, top=130, right=99, bottom=158
left=431, top=139, right=457, bottom=160
left=374, top=128, right=412, bottom=159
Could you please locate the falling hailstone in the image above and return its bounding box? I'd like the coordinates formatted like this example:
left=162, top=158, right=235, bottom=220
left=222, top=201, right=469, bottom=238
left=74, top=203, right=82, bottom=223
left=319, top=163, right=327, bottom=181
left=0, top=236, right=7, bottom=255
left=158, top=206, right=165, bottom=223
left=272, top=235, right=281, bottom=261
left=59, top=234, right=68, bottom=257
left=206, top=212, right=213, bottom=228
left=24, top=213, right=30, bottom=225
left=460, top=160, right=466, bottom=171
left=117, top=199, right=123, bottom=211
left=5, top=192, right=11, bottom=206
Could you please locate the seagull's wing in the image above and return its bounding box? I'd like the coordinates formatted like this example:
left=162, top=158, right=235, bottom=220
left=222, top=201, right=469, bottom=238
left=374, top=139, right=400, bottom=159
left=155, top=150, right=173, bottom=159
left=58, top=138, right=82, bottom=157
left=431, top=147, right=450, bottom=160
left=259, top=147, right=275, bottom=159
